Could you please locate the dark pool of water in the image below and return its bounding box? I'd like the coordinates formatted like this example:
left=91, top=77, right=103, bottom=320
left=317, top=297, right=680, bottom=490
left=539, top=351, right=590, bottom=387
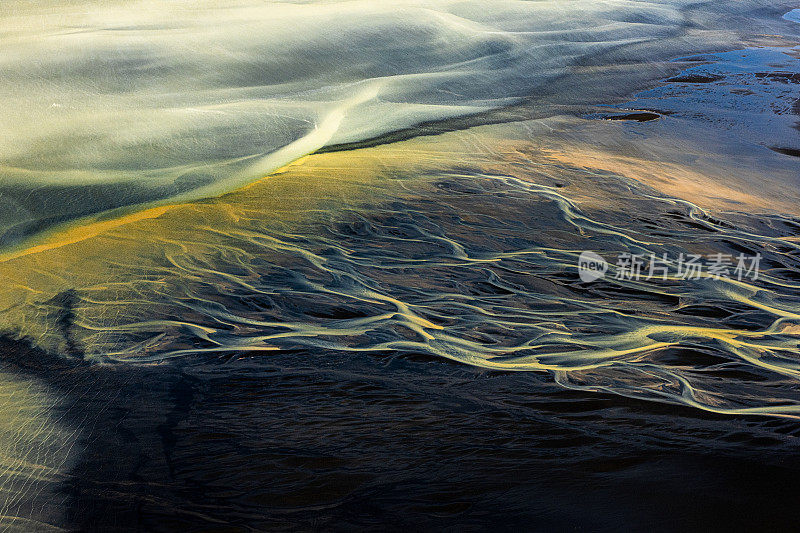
left=3, top=338, right=800, bottom=532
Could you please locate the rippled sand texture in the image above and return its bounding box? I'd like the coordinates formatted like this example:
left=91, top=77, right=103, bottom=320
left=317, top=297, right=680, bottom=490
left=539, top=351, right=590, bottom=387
left=3, top=4, right=800, bottom=528
left=3, top=96, right=800, bottom=420
left=0, top=0, right=800, bottom=472
left=0, top=367, right=80, bottom=532
left=0, top=0, right=797, bottom=248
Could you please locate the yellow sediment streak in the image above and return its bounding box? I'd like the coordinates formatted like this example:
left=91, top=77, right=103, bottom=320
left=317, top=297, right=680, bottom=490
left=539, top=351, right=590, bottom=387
left=0, top=153, right=313, bottom=265
left=1, top=119, right=799, bottom=418
left=0, top=81, right=385, bottom=264
left=0, top=125, right=455, bottom=354
left=0, top=206, right=174, bottom=263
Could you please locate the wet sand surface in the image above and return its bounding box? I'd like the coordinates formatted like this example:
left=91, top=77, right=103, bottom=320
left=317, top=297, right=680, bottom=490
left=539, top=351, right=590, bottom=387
left=1, top=3, right=800, bottom=531
left=3, top=339, right=800, bottom=532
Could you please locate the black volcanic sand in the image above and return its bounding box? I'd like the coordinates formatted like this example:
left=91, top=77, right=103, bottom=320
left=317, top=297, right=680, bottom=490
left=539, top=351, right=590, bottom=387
left=2, top=38, right=800, bottom=533
left=3, top=338, right=800, bottom=532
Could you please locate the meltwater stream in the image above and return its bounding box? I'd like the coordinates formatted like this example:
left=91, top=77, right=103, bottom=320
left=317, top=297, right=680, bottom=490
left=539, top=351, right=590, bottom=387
left=1, top=1, right=800, bottom=530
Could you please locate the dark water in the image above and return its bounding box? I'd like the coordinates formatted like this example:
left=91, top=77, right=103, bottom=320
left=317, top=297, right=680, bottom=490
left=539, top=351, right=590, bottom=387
left=4, top=339, right=800, bottom=532
left=5, top=127, right=800, bottom=529
left=16, top=136, right=800, bottom=416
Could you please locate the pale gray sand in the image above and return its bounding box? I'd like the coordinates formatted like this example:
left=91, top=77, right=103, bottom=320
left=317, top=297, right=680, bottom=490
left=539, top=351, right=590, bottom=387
left=0, top=0, right=797, bottom=247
